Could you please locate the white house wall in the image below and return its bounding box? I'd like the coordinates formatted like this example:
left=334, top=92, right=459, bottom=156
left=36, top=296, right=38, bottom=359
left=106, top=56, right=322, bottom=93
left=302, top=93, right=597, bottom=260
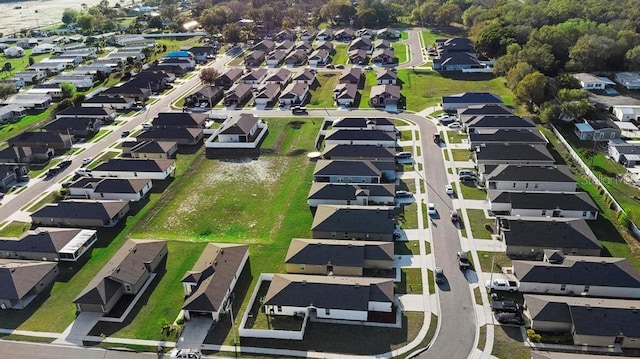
left=510, top=208, right=597, bottom=220
left=368, top=301, right=392, bottom=312
left=488, top=181, right=576, bottom=192
left=308, top=198, right=368, bottom=207
left=518, top=282, right=640, bottom=299
left=91, top=170, right=172, bottom=180
left=324, top=139, right=396, bottom=148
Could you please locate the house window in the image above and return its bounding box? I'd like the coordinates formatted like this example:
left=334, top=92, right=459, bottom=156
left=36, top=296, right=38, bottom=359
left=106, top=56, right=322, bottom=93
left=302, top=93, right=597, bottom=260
left=277, top=306, right=282, bottom=312
left=534, top=183, right=538, bottom=189
left=512, top=183, right=516, bottom=188
left=325, top=308, right=330, bottom=315
left=300, top=264, right=305, bottom=270
left=344, top=232, right=349, bottom=238
left=541, top=210, right=546, bottom=216
left=582, top=211, right=588, bottom=217
left=561, top=284, right=566, bottom=291
left=584, top=285, right=590, bottom=293
left=331, top=232, right=336, bottom=238
left=611, top=132, right=617, bottom=138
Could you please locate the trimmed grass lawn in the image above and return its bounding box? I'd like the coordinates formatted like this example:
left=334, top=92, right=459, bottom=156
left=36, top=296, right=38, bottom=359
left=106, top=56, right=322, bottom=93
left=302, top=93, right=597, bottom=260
left=477, top=325, right=487, bottom=351
left=396, top=203, right=418, bottom=229
left=396, top=268, right=423, bottom=294
left=332, top=44, right=348, bottom=65
left=395, top=241, right=425, bottom=255
left=396, top=314, right=438, bottom=359
left=458, top=182, right=487, bottom=200
left=358, top=70, right=378, bottom=109
left=87, top=151, right=120, bottom=169
left=227, top=52, right=245, bottom=66
left=427, top=269, right=435, bottom=294
left=86, top=129, right=112, bottom=143
left=446, top=130, right=468, bottom=144
left=307, top=72, right=340, bottom=108
left=466, top=209, right=494, bottom=240
left=477, top=251, right=512, bottom=273
left=491, top=325, right=531, bottom=359
left=0, top=221, right=30, bottom=237
left=473, top=287, right=483, bottom=305
left=393, top=43, right=409, bottom=64
left=0, top=50, right=50, bottom=80
left=397, top=69, right=515, bottom=112
left=25, top=192, right=58, bottom=212
left=0, top=107, right=54, bottom=144
left=451, top=149, right=473, bottom=161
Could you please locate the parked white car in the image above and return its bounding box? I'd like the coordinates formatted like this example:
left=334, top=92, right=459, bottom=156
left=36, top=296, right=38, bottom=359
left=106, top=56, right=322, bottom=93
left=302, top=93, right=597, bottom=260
left=169, top=349, right=201, bottom=359
left=445, top=184, right=454, bottom=195
left=81, top=157, right=93, bottom=166
left=427, top=203, right=436, bottom=215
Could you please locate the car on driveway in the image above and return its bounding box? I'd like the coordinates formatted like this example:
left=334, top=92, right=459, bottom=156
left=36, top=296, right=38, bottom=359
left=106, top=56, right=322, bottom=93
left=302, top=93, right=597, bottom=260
left=336, top=64, right=345, bottom=69
left=395, top=190, right=413, bottom=198
left=435, top=267, right=445, bottom=284
left=496, top=312, right=524, bottom=325
left=450, top=210, right=459, bottom=223
left=427, top=202, right=436, bottom=215
left=169, top=349, right=201, bottom=359
left=447, top=123, right=462, bottom=130
left=445, top=184, right=454, bottom=195
left=459, top=174, right=477, bottom=182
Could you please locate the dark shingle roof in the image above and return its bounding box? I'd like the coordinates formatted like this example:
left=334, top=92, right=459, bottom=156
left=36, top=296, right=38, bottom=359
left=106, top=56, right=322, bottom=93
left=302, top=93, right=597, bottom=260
left=476, top=144, right=555, bottom=163
left=514, top=256, right=640, bottom=288
left=457, top=104, right=513, bottom=117
left=333, top=117, right=395, bottom=129
left=93, top=178, right=151, bottom=194
left=152, top=112, right=206, bottom=128
left=264, top=274, right=393, bottom=311
left=501, top=218, right=602, bottom=251
left=467, top=115, right=536, bottom=128
left=322, top=144, right=396, bottom=160
left=43, top=117, right=99, bottom=132
left=219, top=114, right=258, bottom=135
left=470, top=129, right=546, bottom=146
left=93, top=159, right=175, bottom=173
left=0, top=260, right=57, bottom=301
left=442, top=92, right=503, bottom=104
left=570, top=306, right=640, bottom=337
left=311, top=205, right=396, bottom=234
left=56, top=107, right=115, bottom=117
left=32, top=200, right=129, bottom=221
left=325, top=129, right=396, bottom=142
left=485, top=165, right=575, bottom=183
left=308, top=183, right=395, bottom=201
left=182, top=243, right=248, bottom=313
left=489, top=191, right=598, bottom=212
left=314, top=160, right=382, bottom=177
left=265, top=68, right=291, bottom=82
left=0, top=227, right=85, bottom=253
left=129, top=140, right=177, bottom=154
left=286, top=239, right=393, bottom=266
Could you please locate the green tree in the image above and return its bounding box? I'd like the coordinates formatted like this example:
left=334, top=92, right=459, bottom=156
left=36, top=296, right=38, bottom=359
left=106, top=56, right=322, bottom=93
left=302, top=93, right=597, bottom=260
left=320, top=0, right=356, bottom=25
left=77, top=13, right=95, bottom=32
left=539, top=103, right=561, bottom=123
left=474, top=20, right=516, bottom=57
left=222, top=23, right=242, bottom=44
left=558, top=88, right=590, bottom=102
left=519, top=41, right=556, bottom=73
left=506, top=62, right=534, bottom=90
left=561, top=99, right=593, bottom=120
left=199, top=67, right=220, bottom=86
left=555, top=73, right=581, bottom=90
left=3, top=62, right=12, bottom=74
left=625, top=45, right=640, bottom=70
left=62, top=8, right=79, bottom=25
left=435, top=3, right=462, bottom=26
left=515, top=71, right=548, bottom=105
left=0, top=82, right=17, bottom=100
left=28, top=56, right=35, bottom=66
left=60, top=82, right=76, bottom=99
left=567, top=34, right=616, bottom=71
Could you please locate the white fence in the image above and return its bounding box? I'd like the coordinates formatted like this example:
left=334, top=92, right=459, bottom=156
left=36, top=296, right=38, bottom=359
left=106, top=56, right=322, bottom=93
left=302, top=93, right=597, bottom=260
left=551, top=124, right=640, bottom=237
left=238, top=273, right=309, bottom=341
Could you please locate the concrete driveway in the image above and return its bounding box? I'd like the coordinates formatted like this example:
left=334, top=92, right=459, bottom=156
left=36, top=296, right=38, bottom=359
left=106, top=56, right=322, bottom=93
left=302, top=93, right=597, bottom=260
left=176, top=316, right=213, bottom=349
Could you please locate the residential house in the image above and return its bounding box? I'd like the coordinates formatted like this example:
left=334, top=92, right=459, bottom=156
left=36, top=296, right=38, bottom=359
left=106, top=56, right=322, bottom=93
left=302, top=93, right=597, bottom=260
left=475, top=144, right=556, bottom=167
left=608, top=142, right=640, bottom=167
left=263, top=274, right=393, bottom=321
left=24, top=85, right=63, bottom=101
left=81, top=96, right=135, bottom=111
left=299, top=29, right=316, bottom=42
left=321, top=144, right=396, bottom=161
left=31, top=43, right=55, bottom=54
left=184, top=85, right=224, bottom=108
left=274, top=29, right=296, bottom=42
left=340, top=68, right=363, bottom=87
left=523, top=295, right=640, bottom=349
left=482, top=164, right=576, bottom=192
left=311, top=204, right=396, bottom=241
left=573, top=73, right=616, bottom=90
left=292, top=68, right=316, bottom=85
left=0, top=105, right=27, bottom=123
left=31, top=200, right=131, bottom=228
left=332, top=117, right=395, bottom=132
left=0, top=260, right=58, bottom=309
left=457, top=104, right=513, bottom=123
left=317, top=28, right=334, bottom=41
left=348, top=49, right=368, bottom=65
left=8, top=132, right=72, bottom=152
left=514, top=254, right=640, bottom=299
left=181, top=243, right=249, bottom=321
left=67, top=178, right=152, bottom=202
left=574, top=119, right=621, bottom=141
left=3, top=94, right=51, bottom=111
left=356, top=28, right=374, bottom=39
left=43, top=117, right=102, bottom=138
left=91, top=159, right=176, bottom=180
left=124, top=140, right=178, bottom=160
left=279, top=82, right=309, bottom=106
left=252, top=40, right=276, bottom=53
left=295, top=42, right=313, bottom=54
left=217, top=114, right=261, bottom=143
left=100, top=84, right=151, bottom=102
left=333, top=83, right=358, bottom=107
left=224, top=83, right=253, bottom=108
left=432, top=52, right=485, bottom=71
left=46, top=75, right=93, bottom=90
left=0, top=228, right=98, bottom=262
left=137, top=128, right=204, bottom=146
left=309, top=49, right=330, bottom=66
left=316, top=41, right=334, bottom=53
left=284, top=50, right=307, bottom=66
left=307, top=183, right=395, bottom=207
left=334, top=28, right=355, bottom=42
left=187, top=46, right=217, bottom=63
left=371, top=49, right=396, bottom=65
left=216, top=68, right=243, bottom=89
left=614, top=72, right=640, bottom=90
left=73, top=239, right=167, bottom=313
left=488, top=191, right=599, bottom=220
left=464, top=114, right=536, bottom=132
left=348, top=37, right=373, bottom=54
left=56, top=106, right=116, bottom=122
left=441, top=92, right=503, bottom=112
left=285, top=238, right=394, bottom=276
left=0, top=164, right=29, bottom=189
left=373, top=40, right=392, bottom=51
left=152, top=112, right=207, bottom=129
left=376, top=68, right=398, bottom=85
left=254, top=84, right=281, bottom=107
left=497, top=217, right=602, bottom=258
left=264, top=69, right=292, bottom=86
left=0, top=146, right=34, bottom=164
left=376, top=28, right=400, bottom=40
left=244, top=50, right=265, bottom=67
left=28, top=62, right=66, bottom=75
left=369, top=85, right=401, bottom=108
left=275, top=40, right=295, bottom=54
left=324, top=129, right=397, bottom=148
left=469, top=129, right=547, bottom=149
left=13, top=70, right=47, bottom=85
left=313, top=160, right=386, bottom=184
left=265, top=50, right=287, bottom=67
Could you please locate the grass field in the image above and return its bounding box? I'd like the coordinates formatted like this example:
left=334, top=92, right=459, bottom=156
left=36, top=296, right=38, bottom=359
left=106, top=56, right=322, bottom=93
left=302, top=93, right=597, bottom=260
left=458, top=182, right=487, bottom=200
left=420, top=28, right=467, bottom=47
left=477, top=251, right=512, bottom=273
left=466, top=209, right=494, bottom=240
left=307, top=72, right=340, bottom=108
left=446, top=130, right=468, bottom=144
left=393, top=43, right=409, bottom=64
left=491, top=325, right=531, bottom=359
left=0, top=50, right=50, bottom=81
left=0, top=221, right=30, bottom=237
left=0, top=107, right=54, bottom=144
left=332, top=44, right=348, bottom=65
left=358, top=70, right=378, bottom=109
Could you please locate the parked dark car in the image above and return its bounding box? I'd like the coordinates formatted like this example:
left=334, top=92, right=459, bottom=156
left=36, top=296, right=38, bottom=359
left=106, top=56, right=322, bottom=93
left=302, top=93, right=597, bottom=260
left=491, top=300, right=522, bottom=313
left=435, top=267, right=445, bottom=284
left=496, top=312, right=524, bottom=325
left=58, top=160, right=72, bottom=169
left=459, top=174, right=477, bottom=182
left=121, top=131, right=130, bottom=138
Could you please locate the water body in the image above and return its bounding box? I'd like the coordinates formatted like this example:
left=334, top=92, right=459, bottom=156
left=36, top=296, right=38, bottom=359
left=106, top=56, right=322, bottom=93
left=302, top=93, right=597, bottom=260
left=0, top=0, right=107, bottom=36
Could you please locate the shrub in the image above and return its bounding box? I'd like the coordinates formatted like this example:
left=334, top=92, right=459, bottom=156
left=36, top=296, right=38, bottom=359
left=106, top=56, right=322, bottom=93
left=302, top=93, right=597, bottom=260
left=527, top=329, right=541, bottom=342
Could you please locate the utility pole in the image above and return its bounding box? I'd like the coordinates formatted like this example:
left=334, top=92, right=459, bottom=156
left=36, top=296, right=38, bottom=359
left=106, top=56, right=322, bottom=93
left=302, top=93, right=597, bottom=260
left=228, top=298, right=238, bottom=358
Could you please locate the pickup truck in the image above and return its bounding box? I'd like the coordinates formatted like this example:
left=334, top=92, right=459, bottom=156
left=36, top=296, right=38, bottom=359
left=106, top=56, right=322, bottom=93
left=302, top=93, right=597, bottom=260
left=457, top=251, right=471, bottom=270
left=491, top=300, right=521, bottom=313
left=485, top=279, right=518, bottom=292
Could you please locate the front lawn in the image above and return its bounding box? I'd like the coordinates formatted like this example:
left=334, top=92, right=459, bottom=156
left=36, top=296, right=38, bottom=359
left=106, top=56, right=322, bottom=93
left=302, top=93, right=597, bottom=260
left=477, top=251, right=512, bottom=273
left=396, top=203, right=418, bottom=229
left=307, top=72, right=340, bottom=108
left=451, top=149, right=473, bottom=161
left=458, top=182, right=487, bottom=200
left=491, top=325, right=531, bottom=359
left=446, top=131, right=468, bottom=144
left=0, top=221, right=30, bottom=237
left=87, top=151, right=120, bottom=169
left=395, top=268, right=423, bottom=294
left=393, top=43, right=409, bottom=64
left=395, top=240, right=429, bottom=255
left=0, top=107, right=54, bottom=144
left=466, top=209, right=494, bottom=240
left=357, top=70, right=378, bottom=109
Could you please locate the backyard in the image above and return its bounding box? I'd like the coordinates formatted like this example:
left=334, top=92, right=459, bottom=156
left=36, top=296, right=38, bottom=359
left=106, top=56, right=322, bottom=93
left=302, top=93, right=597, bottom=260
left=307, top=72, right=340, bottom=108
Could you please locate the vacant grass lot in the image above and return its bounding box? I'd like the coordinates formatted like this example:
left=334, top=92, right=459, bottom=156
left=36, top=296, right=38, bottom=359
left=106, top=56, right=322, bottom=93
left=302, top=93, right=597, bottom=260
left=397, top=70, right=515, bottom=112
left=393, top=43, right=409, bottom=64
left=420, top=28, right=467, bottom=48
left=332, top=44, right=348, bottom=65
left=466, top=209, right=494, bottom=240
left=358, top=70, right=378, bottom=109
left=307, top=72, right=340, bottom=108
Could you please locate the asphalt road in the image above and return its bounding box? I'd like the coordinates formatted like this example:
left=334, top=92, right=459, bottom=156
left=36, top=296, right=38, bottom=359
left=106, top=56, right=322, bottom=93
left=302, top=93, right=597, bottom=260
left=0, top=340, right=162, bottom=359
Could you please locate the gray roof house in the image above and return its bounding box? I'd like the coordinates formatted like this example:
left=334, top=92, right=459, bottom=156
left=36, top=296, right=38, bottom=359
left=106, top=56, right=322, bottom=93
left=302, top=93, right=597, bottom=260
left=0, top=259, right=58, bottom=309
left=488, top=190, right=598, bottom=220
left=263, top=274, right=393, bottom=321
left=497, top=217, right=602, bottom=258
left=74, top=239, right=167, bottom=313
left=475, top=144, right=556, bottom=167
left=464, top=114, right=536, bottom=131
left=8, top=131, right=72, bottom=152
left=0, top=227, right=98, bottom=262
left=442, top=92, right=503, bottom=112
left=324, top=129, right=397, bottom=148
left=181, top=243, right=249, bottom=321
left=339, top=68, right=363, bottom=86
left=369, top=85, right=401, bottom=108
left=482, top=164, right=576, bottom=192
left=574, top=119, right=622, bottom=142
left=307, top=182, right=396, bottom=207
left=285, top=238, right=394, bottom=276
left=608, top=142, right=640, bottom=168
left=31, top=200, right=131, bottom=228
left=333, top=83, right=358, bottom=107
left=311, top=204, right=396, bottom=241
left=376, top=68, right=398, bottom=85
left=67, top=177, right=153, bottom=202
left=332, top=117, right=395, bottom=132
left=91, top=159, right=176, bottom=181
left=151, top=112, right=207, bottom=129
left=313, top=159, right=383, bottom=184
left=514, top=255, right=640, bottom=299
left=321, top=144, right=396, bottom=161
left=469, top=129, right=547, bottom=149
left=456, top=104, right=513, bottom=123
